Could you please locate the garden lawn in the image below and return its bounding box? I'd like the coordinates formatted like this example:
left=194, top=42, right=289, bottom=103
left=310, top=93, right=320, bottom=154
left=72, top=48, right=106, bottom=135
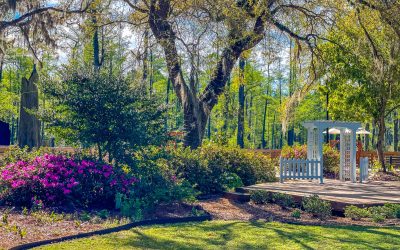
left=36, top=220, right=400, bottom=250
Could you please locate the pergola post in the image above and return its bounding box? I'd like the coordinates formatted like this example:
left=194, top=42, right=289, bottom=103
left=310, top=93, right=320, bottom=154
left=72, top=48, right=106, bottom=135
left=350, top=129, right=357, bottom=183
left=339, top=128, right=345, bottom=181
left=302, top=120, right=362, bottom=183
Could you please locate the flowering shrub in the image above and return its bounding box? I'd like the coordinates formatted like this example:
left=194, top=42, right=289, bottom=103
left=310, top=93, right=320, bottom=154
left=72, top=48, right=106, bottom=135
left=281, top=145, right=307, bottom=159
left=0, top=154, right=136, bottom=208
left=281, top=144, right=340, bottom=177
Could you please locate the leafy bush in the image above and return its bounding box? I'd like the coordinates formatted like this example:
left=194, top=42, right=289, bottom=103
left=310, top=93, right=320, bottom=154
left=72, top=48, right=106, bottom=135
left=169, top=144, right=277, bottom=195
left=323, top=145, right=340, bottom=176
left=344, top=205, right=371, bottom=220
left=221, top=172, right=243, bottom=191
left=281, top=145, right=307, bottom=159
left=368, top=205, right=399, bottom=219
left=0, top=154, right=135, bottom=208
left=250, top=190, right=271, bottom=204
left=201, top=145, right=277, bottom=186
left=130, top=146, right=197, bottom=211
left=271, top=193, right=295, bottom=208
left=372, top=214, right=385, bottom=223
left=0, top=146, right=96, bottom=168
left=281, top=145, right=340, bottom=177
left=383, top=204, right=400, bottom=219
left=291, top=209, right=301, bottom=219
left=302, top=195, right=332, bottom=219
left=45, top=72, right=167, bottom=163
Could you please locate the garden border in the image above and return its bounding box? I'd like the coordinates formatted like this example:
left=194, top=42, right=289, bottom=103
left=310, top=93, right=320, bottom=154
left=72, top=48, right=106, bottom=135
left=9, top=214, right=212, bottom=250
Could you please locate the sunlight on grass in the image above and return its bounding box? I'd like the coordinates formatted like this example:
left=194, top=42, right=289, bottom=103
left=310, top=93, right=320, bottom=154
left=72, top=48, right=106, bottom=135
left=36, top=221, right=400, bottom=250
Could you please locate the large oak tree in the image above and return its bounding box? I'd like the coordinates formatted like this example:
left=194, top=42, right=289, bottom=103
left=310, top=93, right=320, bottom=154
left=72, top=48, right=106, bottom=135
left=123, top=0, right=334, bottom=148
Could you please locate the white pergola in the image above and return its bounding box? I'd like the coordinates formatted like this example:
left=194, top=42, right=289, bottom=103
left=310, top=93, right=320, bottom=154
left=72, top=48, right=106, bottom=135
left=302, top=120, right=362, bottom=183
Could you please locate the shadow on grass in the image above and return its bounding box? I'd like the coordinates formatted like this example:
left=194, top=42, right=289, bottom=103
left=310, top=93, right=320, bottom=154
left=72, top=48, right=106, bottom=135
left=86, top=221, right=400, bottom=250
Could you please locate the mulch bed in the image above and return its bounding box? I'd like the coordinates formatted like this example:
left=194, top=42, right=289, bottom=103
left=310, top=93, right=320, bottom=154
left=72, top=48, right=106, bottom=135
left=196, top=197, right=400, bottom=227
left=370, top=171, right=400, bottom=182
left=0, top=203, right=198, bottom=250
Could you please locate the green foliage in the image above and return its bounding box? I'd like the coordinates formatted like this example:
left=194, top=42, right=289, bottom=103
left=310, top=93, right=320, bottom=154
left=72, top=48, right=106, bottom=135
left=221, top=172, right=243, bottom=191
left=344, top=205, right=371, bottom=220
left=129, top=144, right=276, bottom=196
left=131, top=146, right=198, bottom=209
left=250, top=190, right=271, bottom=204
left=322, top=145, right=340, bottom=176
left=372, top=214, right=385, bottom=223
left=271, top=193, right=295, bottom=209
left=281, top=144, right=340, bottom=177
left=291, top=209, right=301, bottom=219
left=120, top=197, right=143, bottom=221
left=45, top=72, right=167, bottom=163
left=171, top=144, right=276, bottom=195
left=368, top=204, right=400, bottom=220
left=281, top=145, right=307, bottom=159
left=302, top=195, right=332, bottom=220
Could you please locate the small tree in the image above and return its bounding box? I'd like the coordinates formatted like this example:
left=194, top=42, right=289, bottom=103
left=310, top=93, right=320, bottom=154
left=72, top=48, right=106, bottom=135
left=47, top=72, right=167, bottom=163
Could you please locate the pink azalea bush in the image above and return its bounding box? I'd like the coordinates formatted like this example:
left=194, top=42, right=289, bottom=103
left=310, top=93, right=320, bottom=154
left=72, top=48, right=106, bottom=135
left=281, top=144, right=340, bottom=178
left=0, top=154, right=136, bottom=208
left=281, top=145, right=308, bottom=159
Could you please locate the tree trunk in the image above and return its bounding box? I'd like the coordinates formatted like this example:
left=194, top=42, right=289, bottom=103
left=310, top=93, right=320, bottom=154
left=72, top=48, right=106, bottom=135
left=142, top=29, right=149, bottom=89
left=149, top=49, right=154, bottom=95
left=92, top=16, right=103, bottom=71
left=222, top=77, right=231, bottom=141
left=261, top=98, right=268, bottom=149
left=0, top=57, right=3, bottom=82
left=272, top=112, right=276, bottom=149
left=237, top=58, right=245, bottom=148
left=365, top=122, right=370, bottom=151
left=376, top=114, right=386, bottom=172
left=165, top=78, right=171, bottom=131
left=372, top=120, right=376, bottom=149
left=18, top=65, right=41, bottom=149
left=148, top=0, right=266, bottom=149
left=394, top=111, right=399, bottom=151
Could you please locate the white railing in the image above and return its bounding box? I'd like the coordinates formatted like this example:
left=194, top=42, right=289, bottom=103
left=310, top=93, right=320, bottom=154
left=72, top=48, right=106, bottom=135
left=360, top=157, right=369, bottom=183
left=280, top=157, right=323, bottom=184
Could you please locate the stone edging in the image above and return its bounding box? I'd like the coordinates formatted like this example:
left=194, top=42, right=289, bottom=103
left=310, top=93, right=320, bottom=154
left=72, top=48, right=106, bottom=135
left=9, top=214, right=212, bottom=250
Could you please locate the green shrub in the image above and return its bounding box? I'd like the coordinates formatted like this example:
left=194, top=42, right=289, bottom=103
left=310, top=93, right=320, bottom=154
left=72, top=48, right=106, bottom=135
left=120, top=196, right=144, bottom=221
left=383, top=204, right=400, bottom=219
left=250, top=190, right=271, bottom=204
left=302, top=195, right=332, bottom=220
left=46, top=72, right=167, bottom=163
left=221, top=172, right=243, bottom=191
left=201, top=145, right=276, bottom=186
left=372, top=214, right=385, bottom=223
left=131, top=146, right=198, bottom=210
left=281, top=145, right=340, bottom=176
left=281, top=145, right=307, bottom=159
left=368, top=205, right=398, bottom=219
left=344, top=205, right=371, bottom=220
left=271, top=193, right=295, bottom=208
left=323, top=145, right=340, bottom=176
left=291, top=209, right=301, bottom=219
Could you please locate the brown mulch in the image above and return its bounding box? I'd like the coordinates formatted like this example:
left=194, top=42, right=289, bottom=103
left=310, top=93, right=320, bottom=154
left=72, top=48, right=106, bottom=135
left=196, top=197, right=400, bottom=227
left=0, top=203, right=197, bottom=250
left=370, top=171, right=400, bottom=182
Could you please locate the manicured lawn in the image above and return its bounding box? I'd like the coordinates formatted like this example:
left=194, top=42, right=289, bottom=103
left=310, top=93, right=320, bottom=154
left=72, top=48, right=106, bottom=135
left=36, top=221, right=400, bottom=250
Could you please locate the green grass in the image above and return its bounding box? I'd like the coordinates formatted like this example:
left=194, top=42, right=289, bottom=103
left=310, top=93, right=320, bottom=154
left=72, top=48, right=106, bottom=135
left=36, top=221, right=400, bottom=250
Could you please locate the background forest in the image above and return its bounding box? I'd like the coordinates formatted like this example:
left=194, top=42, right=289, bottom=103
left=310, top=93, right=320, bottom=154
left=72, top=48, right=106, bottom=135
left=1, top=0, right=400, bottom=159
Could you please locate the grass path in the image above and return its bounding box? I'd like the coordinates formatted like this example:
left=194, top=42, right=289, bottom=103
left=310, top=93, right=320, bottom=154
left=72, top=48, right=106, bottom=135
left=36, top=220, right=400, bottom=250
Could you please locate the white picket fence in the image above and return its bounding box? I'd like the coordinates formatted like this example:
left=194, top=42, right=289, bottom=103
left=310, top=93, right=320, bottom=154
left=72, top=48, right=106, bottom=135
left=359, top=157, right=369, bottom=183
left=280, top=157, right=323, bottom=184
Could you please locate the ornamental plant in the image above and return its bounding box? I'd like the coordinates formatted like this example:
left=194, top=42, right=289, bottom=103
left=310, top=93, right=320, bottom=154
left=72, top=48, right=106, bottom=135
left=0, top=154, right=136, bottom=208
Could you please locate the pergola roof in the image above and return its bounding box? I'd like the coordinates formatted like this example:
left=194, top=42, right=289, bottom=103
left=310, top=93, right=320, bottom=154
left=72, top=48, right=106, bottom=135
left=302, top=120, right=361, bottom=130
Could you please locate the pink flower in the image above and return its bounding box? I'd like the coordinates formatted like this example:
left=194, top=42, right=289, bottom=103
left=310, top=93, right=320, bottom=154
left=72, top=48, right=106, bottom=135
left=62, top=188, right=71, bottom=195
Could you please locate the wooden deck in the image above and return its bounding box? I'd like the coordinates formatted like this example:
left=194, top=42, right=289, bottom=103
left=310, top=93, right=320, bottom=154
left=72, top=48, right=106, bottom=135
left=243, top=179, right=400, bottom=212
